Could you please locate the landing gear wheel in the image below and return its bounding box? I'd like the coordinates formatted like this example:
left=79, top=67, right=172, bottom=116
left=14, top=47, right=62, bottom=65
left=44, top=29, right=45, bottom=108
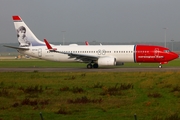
left=158, top=65, right=162, bottom=68
left=87, top=64, right=92, bottom=69
left=93, top=63, right=99, bottom=68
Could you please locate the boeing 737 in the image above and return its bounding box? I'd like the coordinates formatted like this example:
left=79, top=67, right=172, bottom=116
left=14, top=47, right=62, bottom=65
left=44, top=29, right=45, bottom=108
left=4, top=15, right=179, bottom=68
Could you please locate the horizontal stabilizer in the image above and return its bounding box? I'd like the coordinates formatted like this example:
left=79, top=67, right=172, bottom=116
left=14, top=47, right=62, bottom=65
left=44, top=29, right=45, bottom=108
left=3, top=45, right=29, bottom=50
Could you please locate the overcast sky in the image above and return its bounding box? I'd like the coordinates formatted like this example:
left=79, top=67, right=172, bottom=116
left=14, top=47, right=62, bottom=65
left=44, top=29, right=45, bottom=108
left=0, top=0, right=180, bottom=44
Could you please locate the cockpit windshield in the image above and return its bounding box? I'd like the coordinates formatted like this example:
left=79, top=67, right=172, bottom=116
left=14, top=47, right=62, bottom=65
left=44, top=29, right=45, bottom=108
left=164, top=50, right=170, bottom=53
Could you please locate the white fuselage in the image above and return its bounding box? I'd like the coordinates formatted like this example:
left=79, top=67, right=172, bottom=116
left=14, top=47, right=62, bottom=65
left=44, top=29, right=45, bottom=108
left=19, top=45, right=135, bottom=63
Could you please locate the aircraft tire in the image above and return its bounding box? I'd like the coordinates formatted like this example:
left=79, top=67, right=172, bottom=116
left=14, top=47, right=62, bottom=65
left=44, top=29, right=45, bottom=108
left=158, top=65, right=162, bottom=68
left=87, top=64, right=92, bottom=69
left=93, top=63, right=99, bottom=68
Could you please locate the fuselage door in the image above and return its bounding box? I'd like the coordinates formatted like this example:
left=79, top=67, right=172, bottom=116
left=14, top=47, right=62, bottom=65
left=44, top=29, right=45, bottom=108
left=154, top=48, right=159, bottom=56
left=38, top=48, right=42, bottom=57
left=154, top=48, right=159, bottom=61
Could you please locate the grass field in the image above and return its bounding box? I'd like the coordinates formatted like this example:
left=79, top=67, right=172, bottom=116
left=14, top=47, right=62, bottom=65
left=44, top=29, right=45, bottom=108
left=0, top=59, right=180, bottom=120
left=1, top=72, right=180, bottom=120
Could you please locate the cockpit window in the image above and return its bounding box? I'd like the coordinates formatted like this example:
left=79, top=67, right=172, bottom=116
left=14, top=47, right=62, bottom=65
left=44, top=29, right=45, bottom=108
left=164, top=50, right=170, bottom=53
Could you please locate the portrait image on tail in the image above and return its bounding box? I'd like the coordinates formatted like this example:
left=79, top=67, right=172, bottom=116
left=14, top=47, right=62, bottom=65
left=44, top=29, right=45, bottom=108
left=17, top=26, right=31, bottom=47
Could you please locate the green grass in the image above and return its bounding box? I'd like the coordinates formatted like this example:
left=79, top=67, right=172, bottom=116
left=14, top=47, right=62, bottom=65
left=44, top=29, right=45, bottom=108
left=1, top=72, right=180, bottom=120
left=0, top=58, right=179, bottom=68
left=0, top=59, right=85, bottom=68
left=0, top=59, right=180, bottom=120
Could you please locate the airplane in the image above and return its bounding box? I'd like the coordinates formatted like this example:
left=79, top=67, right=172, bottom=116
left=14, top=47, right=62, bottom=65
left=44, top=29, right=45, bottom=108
left=4, top=15, right=179, bottom=69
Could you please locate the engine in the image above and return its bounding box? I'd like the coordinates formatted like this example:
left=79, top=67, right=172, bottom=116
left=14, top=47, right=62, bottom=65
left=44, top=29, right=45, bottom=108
left=98, top=57, right=116, bottom=66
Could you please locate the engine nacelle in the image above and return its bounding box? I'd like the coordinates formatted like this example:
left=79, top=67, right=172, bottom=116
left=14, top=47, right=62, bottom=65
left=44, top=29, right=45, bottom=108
left=98, top=57, right=116, bottom=66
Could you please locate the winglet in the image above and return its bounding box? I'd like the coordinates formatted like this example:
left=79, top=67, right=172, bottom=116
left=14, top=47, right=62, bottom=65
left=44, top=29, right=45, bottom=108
left=44, top=39, right=57, bottom=51
left=85, top=41, right=89, bottom=45
left=44, top=39, right=53, bottom=49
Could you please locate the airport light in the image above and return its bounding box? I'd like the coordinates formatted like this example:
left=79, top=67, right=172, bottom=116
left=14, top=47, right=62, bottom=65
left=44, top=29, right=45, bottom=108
left=163, top=28, right=167, bottom=47
left=171, top=39, right=174, bottom=51
left=62, top=31, right=66, bottom=45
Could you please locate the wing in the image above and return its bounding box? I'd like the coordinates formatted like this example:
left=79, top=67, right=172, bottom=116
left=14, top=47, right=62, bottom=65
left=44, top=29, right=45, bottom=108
left=62, top=52, right=98, bottom=62
left=44, top=39, right=98, bottom=62
left=4, top=45, right=29, bottom=50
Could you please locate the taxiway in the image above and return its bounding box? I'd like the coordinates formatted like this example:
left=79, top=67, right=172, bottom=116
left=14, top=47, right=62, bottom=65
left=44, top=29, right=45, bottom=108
left=0, top=67, right=180, bottom=72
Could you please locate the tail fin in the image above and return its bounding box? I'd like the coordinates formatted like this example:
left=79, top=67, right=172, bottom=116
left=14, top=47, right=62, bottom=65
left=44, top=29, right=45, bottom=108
left=12, top=16, right=44, bottom=47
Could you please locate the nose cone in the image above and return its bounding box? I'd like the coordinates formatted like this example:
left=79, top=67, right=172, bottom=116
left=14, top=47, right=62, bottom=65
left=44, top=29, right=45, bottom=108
left=172, top=52, right=179, bottom=60
left=166, top=52, right=179, bottom=61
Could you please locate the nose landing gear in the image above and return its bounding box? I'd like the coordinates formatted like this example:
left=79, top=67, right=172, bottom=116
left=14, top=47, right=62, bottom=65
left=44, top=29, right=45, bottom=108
left=158, top=62, right=168, bottom=68
left=158, top=65, right=162, bottom=68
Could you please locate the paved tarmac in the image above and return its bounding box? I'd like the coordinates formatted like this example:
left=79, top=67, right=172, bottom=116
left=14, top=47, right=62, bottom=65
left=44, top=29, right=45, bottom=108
left=0, top=67, right=180, bottom=72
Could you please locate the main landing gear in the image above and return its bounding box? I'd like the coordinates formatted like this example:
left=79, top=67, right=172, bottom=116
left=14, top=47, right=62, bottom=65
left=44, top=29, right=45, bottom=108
left=87, top=63, right=99, bottom=69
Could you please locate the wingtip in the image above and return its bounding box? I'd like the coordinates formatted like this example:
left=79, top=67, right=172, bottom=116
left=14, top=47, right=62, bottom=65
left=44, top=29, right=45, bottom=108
left=85, top=41, right=89, bottom=45
left=44, top=39, right=47, bottom=42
